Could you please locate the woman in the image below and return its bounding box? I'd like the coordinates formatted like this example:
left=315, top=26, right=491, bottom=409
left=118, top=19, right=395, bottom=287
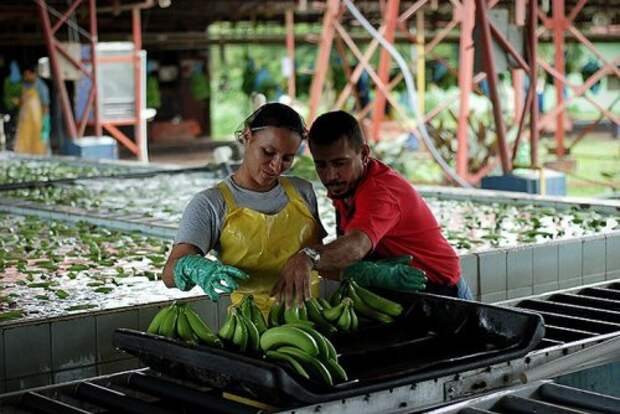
left=162, top=103, right=325, bottom=314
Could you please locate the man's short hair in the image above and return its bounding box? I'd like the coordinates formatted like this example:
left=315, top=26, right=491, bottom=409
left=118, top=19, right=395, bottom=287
left=308, top=110, right=365, bottom=152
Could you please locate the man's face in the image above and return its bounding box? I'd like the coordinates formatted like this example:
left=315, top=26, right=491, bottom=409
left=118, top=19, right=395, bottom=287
left=23, top=70, right=36, bottom=83
left=310, top=137, right=369, bottom=199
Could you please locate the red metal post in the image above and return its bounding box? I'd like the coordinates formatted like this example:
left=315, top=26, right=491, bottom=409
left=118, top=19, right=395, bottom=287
left=552, top=0, right=566, bottom=157
left=37, top=0, right=78, bottom=140
left=513, top=69, right=524, bottom=124
left=456, top=0, right=475, bottom=179
left=132, top=7, right=144, bottom=161
left=89, top=0, right=101, bottom=136
left=308, top=0, right=339, bottom=123
left=529, top=0, right=539, bottom=166
left=370, top=0, right=400, bottom=141
left=475, top=0, right=512, bottom=174
left=285, top=8, right=296, bottom=99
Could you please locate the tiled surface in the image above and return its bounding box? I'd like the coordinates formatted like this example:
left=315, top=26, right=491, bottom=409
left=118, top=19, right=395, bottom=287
left=216, top=295, right=232, bottom=331
left=5, top=373, right=52, bottom=393
left=559, top=240, right=583, bottom=289
left=460, top=254, right=479, bottom=300
left=53, top=365, right=97, bottom=384
left=607, top=233, right=620, bottom=280
left=0, top=330, right=5, bottom=381
left=582, top=235, right=606, bottom=284
left=4, top=323, right=51, bottom=379
left=533, top=244, right=559, bottom=293
left=507, top=247, right=533, bottom=293
left=190, top=299, right=219, bottom=332
left=96, top=358, right=141, bottom=376
left=138, top=305, right=167, bottom=332
left=51, top=317, right=96, bottom=371
left=96, top=310, right=138, bottom=363
left=478, top=250, right=507, bottom=301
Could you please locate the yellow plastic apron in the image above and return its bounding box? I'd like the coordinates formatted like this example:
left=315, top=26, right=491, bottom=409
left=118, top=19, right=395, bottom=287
left=14, top=87, right=48, bottom=155
left=217, top=177, right=321, bottom=315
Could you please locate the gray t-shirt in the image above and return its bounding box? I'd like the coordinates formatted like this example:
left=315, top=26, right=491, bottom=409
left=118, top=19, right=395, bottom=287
left=175, top=175, right=326, bottom=255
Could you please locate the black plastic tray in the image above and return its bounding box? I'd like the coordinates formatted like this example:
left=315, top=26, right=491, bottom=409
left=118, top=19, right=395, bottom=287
left=113, top=292, right=544, bottom=405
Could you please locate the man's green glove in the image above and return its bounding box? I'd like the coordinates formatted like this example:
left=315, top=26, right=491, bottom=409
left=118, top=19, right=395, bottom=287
left=343, top=256, right=427, bottom=292
left=174, top=255, right=249, bottom=301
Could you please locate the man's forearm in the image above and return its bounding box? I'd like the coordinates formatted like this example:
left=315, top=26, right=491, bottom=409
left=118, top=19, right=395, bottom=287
left=314, top=230, right=372, bottom=273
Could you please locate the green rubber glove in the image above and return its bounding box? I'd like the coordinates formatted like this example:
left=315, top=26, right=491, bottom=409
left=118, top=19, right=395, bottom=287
left=343, top=258, right=427, bottom=292
left=174, top=255, right=249, bottom=301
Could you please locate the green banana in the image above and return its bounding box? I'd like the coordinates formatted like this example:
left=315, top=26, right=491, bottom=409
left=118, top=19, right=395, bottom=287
left=176, top=307, right=196, bottom=343
left=184, top=306, right=222, bottom=348
left=285, top=323, right=330, bottom=362
left=349, top=307, right=359, bottom=331
left=305, top=299, right=338, bottom=335
left=231, top=312, right=248, bottom=352
left=325, top=358, right=348, bottom=383
left=147, top=305, right=174, bottom=334
left=324, top=337, right=338, bottom=361
left=276, top=346, right=333, bottom=386
left=317, top=298, right=332, bottom=310
left=330, top=286, right=345, bottom=306
left=283, top=306, right=302, bottom=324
left=350, top=280, right=403, bottom=317
left=268, top=302, right=284, bottom=327
left=240, top=296, right=253, bottom=321
left=323, top=302, right=345, bottom=322
left=159, top=305, right=179, bottom=338
left=298, top=303, right=308, bottom=320
left=240, top=314, right=260, bottom=354
left=265, top=350, right=310, bottom=380
left=260, top=326, right=319, bottom=356
left=249, top=299, right=268, bottom=334
left=336, top=302, right=352, bottom=332
left=218, top=310, right=237, bottom=341
left=347, top=283, right=395, bottom=324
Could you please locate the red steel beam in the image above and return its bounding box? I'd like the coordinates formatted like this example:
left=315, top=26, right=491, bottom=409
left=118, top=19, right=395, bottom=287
left=489, top=21, right=530, bottom=72
left=529, top=0, right=539, bottom=167
left=37, top=0, right=78, bottom=139
left=132, top=7, right=144, bottom=160
left=511, top=75, right=535, bottom=163
left=475, top=0, right=512, bottom=173
left=51, top=0, right=84, bottom=35
left=370, top=0, right=400, bottom=141
left=309, top=0, right=339, bottom=123
left=285, top=8, right=296, bottom=99
left=89, top=0, right=101, bottom=136
left=54, top=41, right=92, bottom=78
left=552, top=0, right=566, bottom=157
left=102, top=123, right=139, bottom=154
left=456, top=0, right=475, bottom=178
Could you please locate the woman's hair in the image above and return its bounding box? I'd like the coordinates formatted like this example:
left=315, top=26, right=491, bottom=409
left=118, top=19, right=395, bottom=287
left=235, top=102, right=307, bottom=142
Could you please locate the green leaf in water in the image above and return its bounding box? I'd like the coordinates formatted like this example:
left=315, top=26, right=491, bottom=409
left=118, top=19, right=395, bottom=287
left=94, top=287, right=113, bottom=294
left=55, top=289, right=70, bottom=299
left=0, top=310, right=24, bottom=322
left=66, top=304, right=97, bottom=312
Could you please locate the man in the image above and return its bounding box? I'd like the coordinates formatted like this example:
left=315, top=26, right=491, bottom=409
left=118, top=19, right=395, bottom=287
left=273, top=110, right=472, bottom=306
left=14, top=63, right=50, bottom=155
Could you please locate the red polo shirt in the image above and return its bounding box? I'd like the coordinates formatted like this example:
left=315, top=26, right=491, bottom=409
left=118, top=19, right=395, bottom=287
left=333, top=158, right=461, bottom=285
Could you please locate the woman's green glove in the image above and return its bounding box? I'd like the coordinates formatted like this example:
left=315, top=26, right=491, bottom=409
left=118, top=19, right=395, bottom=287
left=174, top=255, right=249, bottom=301
left=343, top=256, right=427, bottom=292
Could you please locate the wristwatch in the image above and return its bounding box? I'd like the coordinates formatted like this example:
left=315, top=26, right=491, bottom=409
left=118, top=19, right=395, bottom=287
left=301, top=247, right=321, bottom=269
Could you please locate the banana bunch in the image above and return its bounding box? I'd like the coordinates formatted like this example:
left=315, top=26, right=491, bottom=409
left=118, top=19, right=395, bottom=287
left=261, top=323, right=348, bottom=386
left=239, top=295, right=268, bottom=334
left=342, top=280, right=403, bottom=324
left=218, top=307, right=261, bottom=354
left=268, top=301, right=314, bottom=327
left=147, top=302, right=222, bottom=348
left=321, top=297, right=358, bottom=333
left=304, top=298, right=338, bottom=335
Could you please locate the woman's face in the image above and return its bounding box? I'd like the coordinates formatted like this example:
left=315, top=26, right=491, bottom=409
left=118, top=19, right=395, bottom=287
left=241, top=126, right=302, bottom=191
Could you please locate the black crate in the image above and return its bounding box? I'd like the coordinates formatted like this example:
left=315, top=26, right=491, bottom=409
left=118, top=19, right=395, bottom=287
left=113, top=292, right=544, bottom=405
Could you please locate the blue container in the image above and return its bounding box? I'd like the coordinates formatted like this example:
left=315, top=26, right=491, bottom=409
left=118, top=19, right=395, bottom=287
left=481, top=169, right=566, bottom=196
left=63, top=136, right=118, bottom=160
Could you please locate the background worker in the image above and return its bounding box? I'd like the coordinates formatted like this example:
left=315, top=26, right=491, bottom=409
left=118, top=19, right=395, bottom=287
left=273, top=110, right=473, bottom=306
left=14, top=63, right=50, bottom=155
left=162, top=103, right=326, bottom=313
